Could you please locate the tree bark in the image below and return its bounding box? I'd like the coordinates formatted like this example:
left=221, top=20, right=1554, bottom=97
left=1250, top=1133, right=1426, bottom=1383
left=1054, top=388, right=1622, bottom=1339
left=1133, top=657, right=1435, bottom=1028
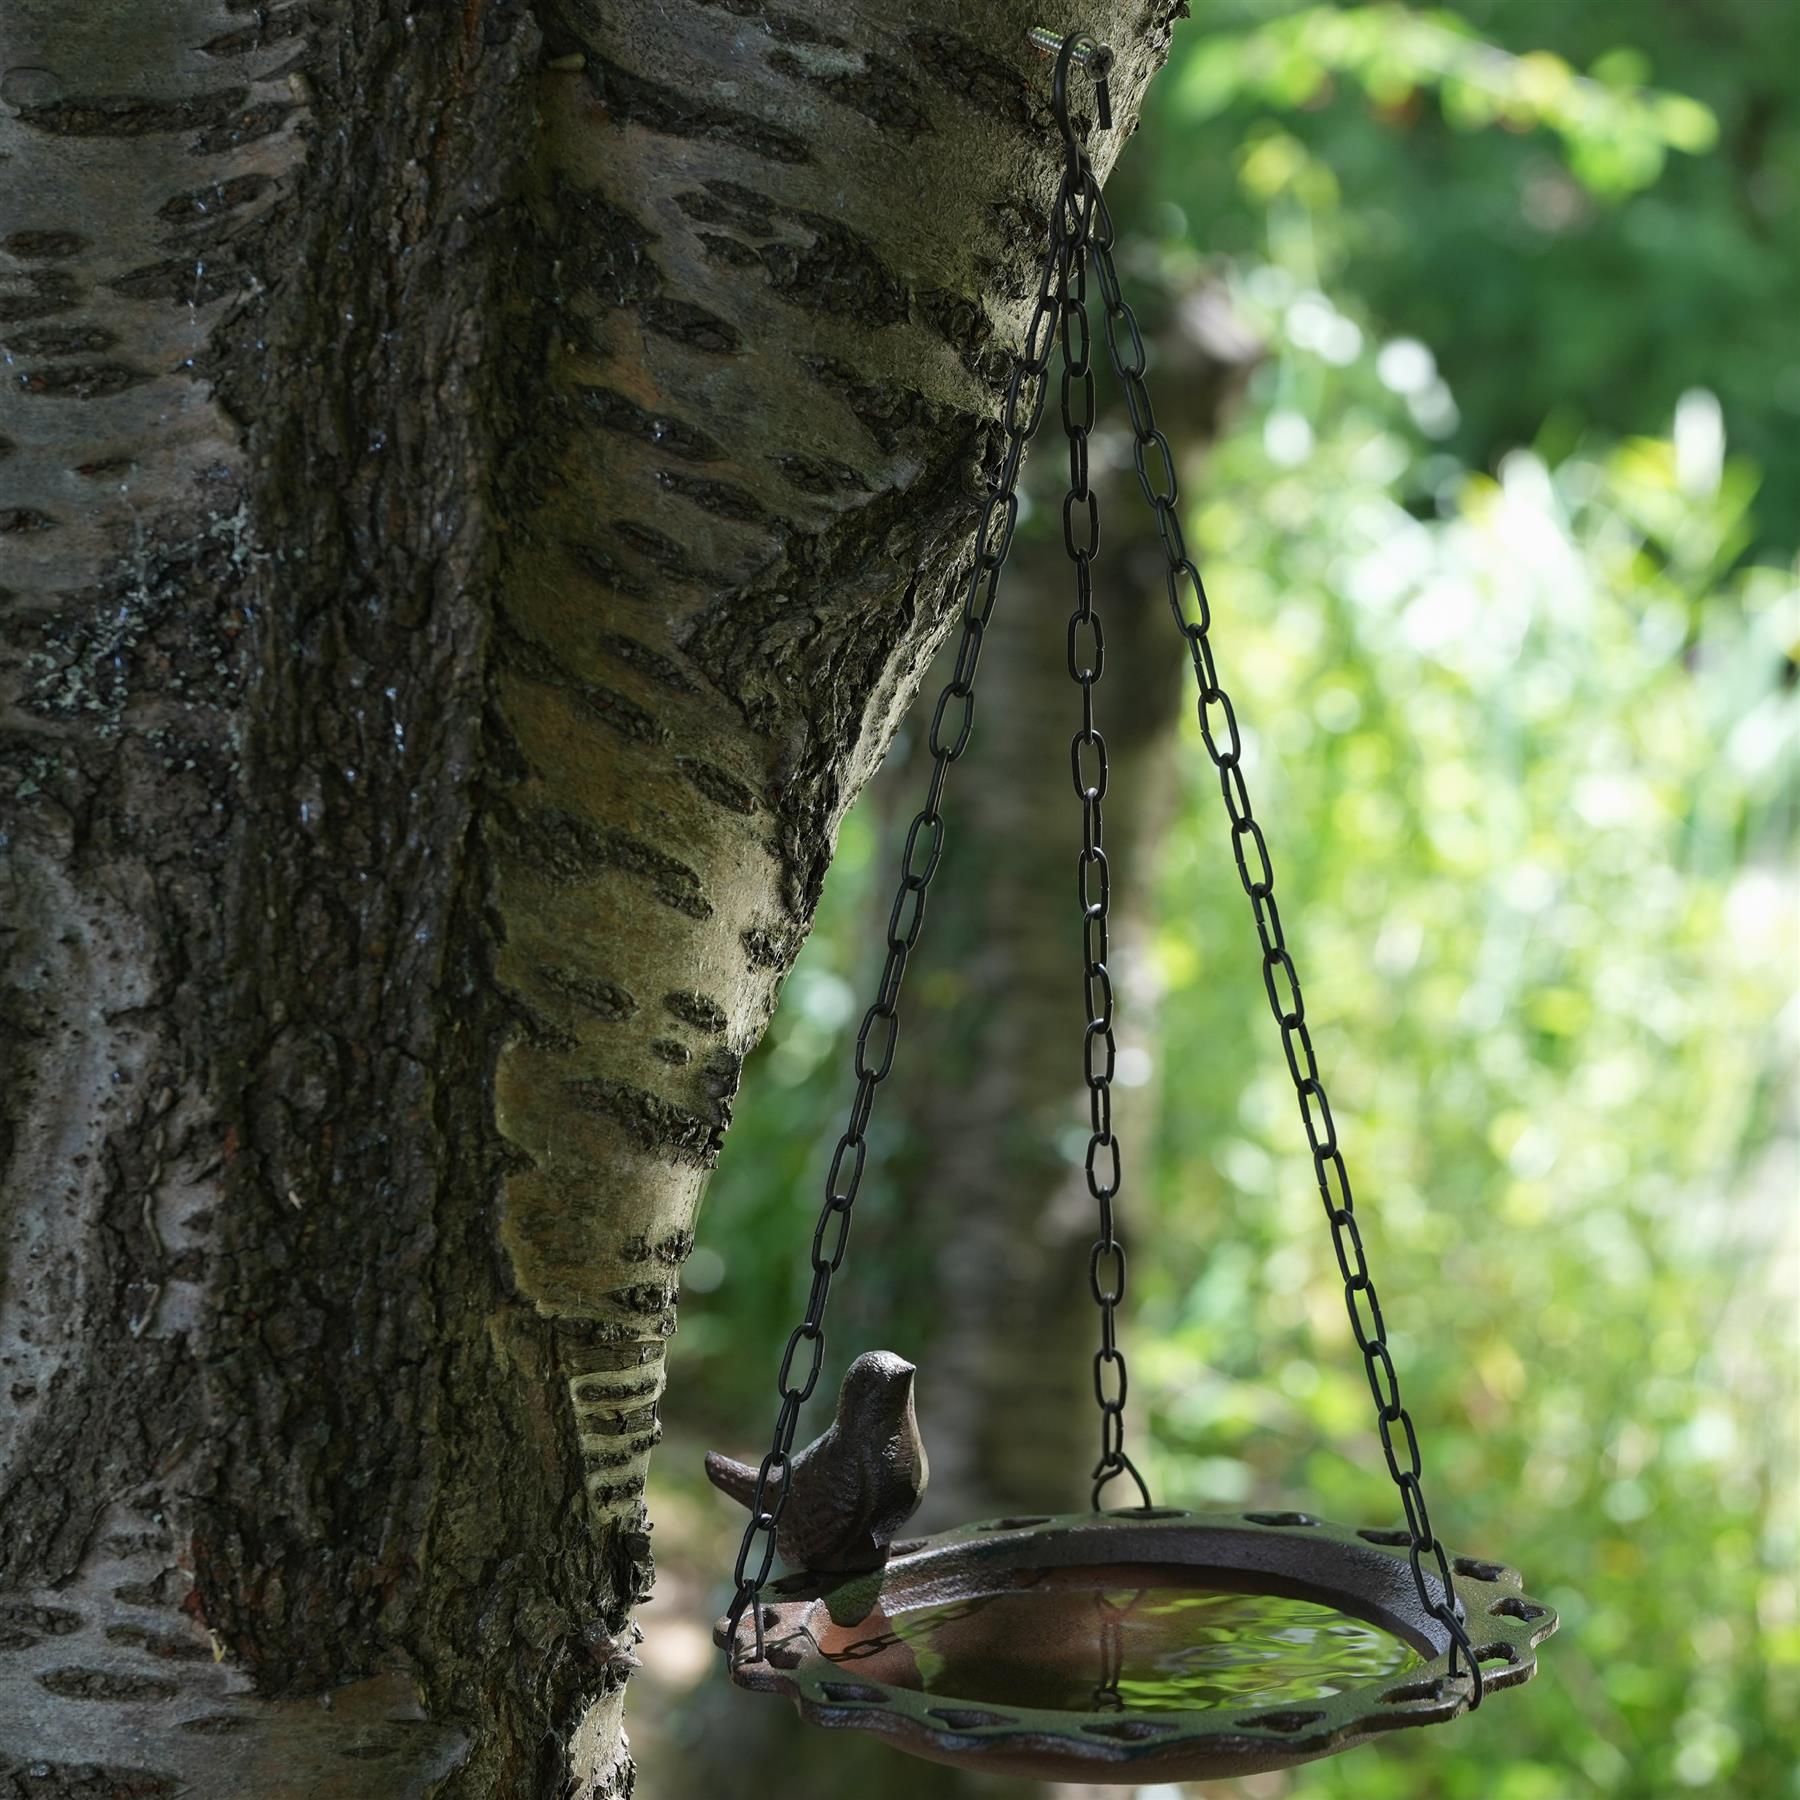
left=0, top=3, right=1184, bottom=1794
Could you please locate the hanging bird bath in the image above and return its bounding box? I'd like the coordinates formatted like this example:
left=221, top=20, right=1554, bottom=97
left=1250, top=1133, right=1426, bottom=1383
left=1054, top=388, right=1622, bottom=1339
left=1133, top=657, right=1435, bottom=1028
left=706, top=27, right=1559, bottom=1779
left=718, top=1510, right=1554, bottom=1782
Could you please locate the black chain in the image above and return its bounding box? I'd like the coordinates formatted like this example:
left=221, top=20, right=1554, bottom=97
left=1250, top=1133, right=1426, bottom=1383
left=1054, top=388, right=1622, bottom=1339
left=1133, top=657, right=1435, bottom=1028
left=721, top=26, right=1483, bottom=1707
left=721, top=76, right=1087, bottom=1668
left=1050, top=47, right=1151, bottom=1513
left=1081, top=170, right=1484, bottom=1705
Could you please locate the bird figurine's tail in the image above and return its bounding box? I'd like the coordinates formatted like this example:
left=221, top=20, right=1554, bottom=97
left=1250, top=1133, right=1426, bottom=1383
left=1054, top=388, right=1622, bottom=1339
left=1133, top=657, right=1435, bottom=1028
left=704, top=1449, right=760, bottom=1511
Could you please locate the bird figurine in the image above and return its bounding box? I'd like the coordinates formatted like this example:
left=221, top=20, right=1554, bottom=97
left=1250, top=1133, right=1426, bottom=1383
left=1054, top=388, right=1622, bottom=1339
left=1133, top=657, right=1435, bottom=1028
left=705, top=1350, right=929, bottom=1575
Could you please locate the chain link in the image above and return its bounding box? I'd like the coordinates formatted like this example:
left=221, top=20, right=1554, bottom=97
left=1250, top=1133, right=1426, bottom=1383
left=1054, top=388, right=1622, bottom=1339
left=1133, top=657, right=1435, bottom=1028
left=721, top=109, right=1085, bottom=1673
left=1052, top=70, right=1151, bottom=1511
left=1082, top=174, right=1484, bottom=1706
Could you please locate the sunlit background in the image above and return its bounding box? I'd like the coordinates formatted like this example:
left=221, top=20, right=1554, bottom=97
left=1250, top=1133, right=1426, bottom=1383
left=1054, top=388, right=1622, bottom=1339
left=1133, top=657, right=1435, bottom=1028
left=633, top=6, right=1798, bottom=1797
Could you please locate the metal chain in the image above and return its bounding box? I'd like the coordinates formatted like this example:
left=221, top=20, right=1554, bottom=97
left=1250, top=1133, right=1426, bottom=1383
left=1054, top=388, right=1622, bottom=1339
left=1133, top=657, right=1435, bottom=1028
left=1081, top=172, right=1485, bottom=1706
left=721, top=109, right=1085, bottom=1672
left=1050, top=54, right=1151, bottom=1511
left=721, top=24, right=1483, bottom=1706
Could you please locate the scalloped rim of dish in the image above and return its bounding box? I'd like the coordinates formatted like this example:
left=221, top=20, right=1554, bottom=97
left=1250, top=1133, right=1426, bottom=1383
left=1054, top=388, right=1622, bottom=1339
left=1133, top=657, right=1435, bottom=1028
left=716, top=1508, right=1557, bottom=1781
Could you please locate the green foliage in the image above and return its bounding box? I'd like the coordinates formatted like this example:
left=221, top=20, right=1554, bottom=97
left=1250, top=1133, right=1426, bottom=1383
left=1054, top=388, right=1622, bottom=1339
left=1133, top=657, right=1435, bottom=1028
left=1173, top=4, right=1719, bottom=195
left=1141, top=0, right=1800, bottom=547
left=1137, top=285, right=1797, bottom=1795
left=667, top=5, right=1797, bottom=1796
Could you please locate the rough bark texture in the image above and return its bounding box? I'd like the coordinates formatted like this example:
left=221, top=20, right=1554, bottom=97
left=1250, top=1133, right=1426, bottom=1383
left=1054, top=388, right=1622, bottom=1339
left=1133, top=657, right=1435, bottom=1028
left=0, top=3, right=1185, bottom=1794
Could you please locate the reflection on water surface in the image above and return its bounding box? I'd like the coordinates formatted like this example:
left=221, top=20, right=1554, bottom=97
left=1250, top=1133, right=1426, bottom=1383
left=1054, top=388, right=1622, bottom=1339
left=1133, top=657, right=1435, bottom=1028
left=837, top=1579, right=1423, bottom=1714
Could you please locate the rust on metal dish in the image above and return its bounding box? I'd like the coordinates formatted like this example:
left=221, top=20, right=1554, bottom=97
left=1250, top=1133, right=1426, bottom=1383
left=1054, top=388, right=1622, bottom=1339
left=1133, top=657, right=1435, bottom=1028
left=714, top=1508, right=1557, bottom=1782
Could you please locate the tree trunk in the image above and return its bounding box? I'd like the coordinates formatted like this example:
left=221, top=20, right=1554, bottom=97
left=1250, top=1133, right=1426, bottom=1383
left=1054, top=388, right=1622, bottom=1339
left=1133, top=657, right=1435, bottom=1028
left=0, top=3, right=1183, bottom=1794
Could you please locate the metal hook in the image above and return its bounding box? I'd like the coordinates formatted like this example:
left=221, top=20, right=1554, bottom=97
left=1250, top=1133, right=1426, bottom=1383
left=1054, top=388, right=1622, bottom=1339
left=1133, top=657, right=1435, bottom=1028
left=1027, top=25, right=1114, bottom=130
